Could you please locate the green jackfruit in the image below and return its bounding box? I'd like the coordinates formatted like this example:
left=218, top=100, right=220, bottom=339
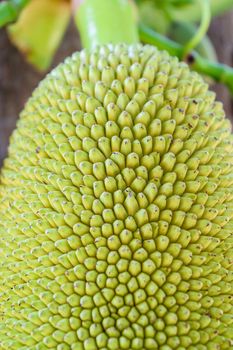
left=0, top=44, right=233, bottom=350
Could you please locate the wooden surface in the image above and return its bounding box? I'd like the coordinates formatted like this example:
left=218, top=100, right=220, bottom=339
left=0, top=13, right=233, bottom=165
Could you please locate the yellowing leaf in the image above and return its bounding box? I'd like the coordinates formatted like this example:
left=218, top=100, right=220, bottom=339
left=8, top=0, right=71, bottom=71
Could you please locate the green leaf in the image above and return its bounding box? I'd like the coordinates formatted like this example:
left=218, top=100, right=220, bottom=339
left=7, top=0, right=71, bottom=71
left=0, top=0, right=30, bottom=27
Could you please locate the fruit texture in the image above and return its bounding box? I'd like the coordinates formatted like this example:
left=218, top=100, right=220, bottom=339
left=0, top=44, right=232, bottom=350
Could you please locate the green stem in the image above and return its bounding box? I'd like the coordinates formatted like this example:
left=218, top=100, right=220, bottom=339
left=0, top=0, right=30, bottom=28
left=139, top=23, right=183, bottom=57
left=192, top=53, right=233, bottom=94
left=74, top=0, right=139, bottom=50
left=182, top=0, right=211, bottom=58
left=139, top=23, right=233, bottom=95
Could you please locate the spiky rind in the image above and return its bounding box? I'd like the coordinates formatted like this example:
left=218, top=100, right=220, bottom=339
left=0, top=44, right=232, bottom=350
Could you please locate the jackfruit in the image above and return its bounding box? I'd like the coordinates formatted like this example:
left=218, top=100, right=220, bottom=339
left=0, top=44, right=232, bottom=350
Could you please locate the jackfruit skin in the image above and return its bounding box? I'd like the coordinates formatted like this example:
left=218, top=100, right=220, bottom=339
left=0, top=44, right=232, bottom=350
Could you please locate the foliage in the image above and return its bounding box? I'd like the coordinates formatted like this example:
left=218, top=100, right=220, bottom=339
left=8, top=0, right=70, bottom=71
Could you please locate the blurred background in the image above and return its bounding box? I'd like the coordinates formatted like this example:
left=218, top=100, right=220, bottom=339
left=0, top=5, right=233, bottom=166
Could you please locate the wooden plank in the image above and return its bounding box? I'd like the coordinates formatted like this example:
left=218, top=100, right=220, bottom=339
left=208, top=10, right=233, bottom=119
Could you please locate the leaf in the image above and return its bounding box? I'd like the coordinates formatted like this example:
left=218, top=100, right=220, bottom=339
left=0, top=0, right=30, bottom=28
left=7, top=0, right=71, bottom=71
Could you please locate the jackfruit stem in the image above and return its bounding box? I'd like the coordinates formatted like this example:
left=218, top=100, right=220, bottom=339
left=73, top=0, right=139, bottom=50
